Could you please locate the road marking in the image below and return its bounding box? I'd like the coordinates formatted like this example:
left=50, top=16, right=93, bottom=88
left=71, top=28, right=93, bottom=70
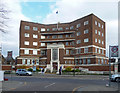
left=44, top=83, right=55, bottom=88
left=72, top=86, right=84, bottom=93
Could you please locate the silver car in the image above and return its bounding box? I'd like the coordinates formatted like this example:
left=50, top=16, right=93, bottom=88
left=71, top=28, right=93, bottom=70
left=16, top=69, right=32, bottom=76
left=111, top=74, right=120, bottom=82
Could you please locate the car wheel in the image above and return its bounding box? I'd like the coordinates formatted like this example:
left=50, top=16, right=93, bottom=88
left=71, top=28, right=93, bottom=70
left=16, top=73, right=19, bottom=76
left=26, top=73, right=29, bottom=76
left=115, top=78, right=120, bottom=82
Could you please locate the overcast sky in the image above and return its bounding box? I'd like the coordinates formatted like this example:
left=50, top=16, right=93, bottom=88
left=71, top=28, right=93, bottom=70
left=1, top=0, right=119, bottom=58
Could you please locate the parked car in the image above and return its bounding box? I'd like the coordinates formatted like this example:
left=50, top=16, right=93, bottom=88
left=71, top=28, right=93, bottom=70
left=111, top=74, right=120, bottom=82
left=16, top=69, right=32, bottom=76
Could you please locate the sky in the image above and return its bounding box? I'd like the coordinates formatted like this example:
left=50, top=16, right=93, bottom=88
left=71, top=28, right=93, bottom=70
left=0, top=0, right=119, bottom=58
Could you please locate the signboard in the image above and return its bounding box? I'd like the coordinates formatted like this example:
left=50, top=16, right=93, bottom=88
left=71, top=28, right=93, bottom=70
left=109, top=46, right=118, bottom=57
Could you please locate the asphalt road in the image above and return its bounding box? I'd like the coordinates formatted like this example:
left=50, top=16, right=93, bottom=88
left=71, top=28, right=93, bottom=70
left=2, top=74, right=119, bottom=92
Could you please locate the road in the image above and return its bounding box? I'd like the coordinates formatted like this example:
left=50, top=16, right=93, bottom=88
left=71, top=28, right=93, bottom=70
left=2, top=74, right=120, bottom=93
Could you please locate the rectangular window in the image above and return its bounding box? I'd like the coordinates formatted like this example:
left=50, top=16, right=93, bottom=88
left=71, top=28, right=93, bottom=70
left=102, top=50, right=104, bottom=54
left=24, top=26, right=30, bottom=30
left=70, top=41, right=74, bottom=45
left=70, top=26, right=74, bottom=30
left=33, top=27, right=38, bottom=31
left=47, top=28, right=49, bottom=31
left=41, top=28, right=45, bottom=32
left=76, top=32, right=81, bottom=36
left=99, top=49, right=101, bottom=53
left=66, top=42, right=69, bottom=46
left=33, top=50, right=37, bottom=55
left=66, top=35, right=69, bottom=38
left=47, top=36, right=50, bottom=39
left=65, top=27, right=69, bottom=30
left=95, top=30, right=97, bottom=34
left=95, top=48, right=97, bottom=53
left=102, top=33, right=104, bottom=37
left=41, top=43, right=45, bottom=46
left=24, top=41, right=29, bottom=45
left=84, top=21, right=88, bottom=25
left=25, top=49, right=29, bottom=54
left=87, top=59, right=91, bottom=64
left=33, top=42, right=37, bottom=46
left=76, top=49, right=81, bottom=54
left=58, top=27, right=63, bottom=31
left=83, top=59, right=86, bottom=64
left=98, top=39, right=101, bottom=44
left=36, top=59, right=39, bottom=65
left=52, top=48, right=58, bottom=61
left=70, top=34, right=74, bottom=37
left=84, top=48, right=88, bottom=53
left=58, top=35, right=63, bottom=38
left=95, top=21, right=97, bottom=25
left=98, top=23, right=101, bottom=27
left=66, top=50, right=69, bottom=55
left=101, top=59, right=104, bottom=64
left=95, top=38, right=97, bottom=43
left=65, top=61, right=67, bottom=64
left=27, top=59, right=30, bottom=65
left=84, top=38, right=89, bottom=43
left=76, top=40, right=81, bottom=44
left=52, top=28, right=57, bottom=31
left=52, top=35, right=57, bottom=39
left=76, top=24, right=81, bottom=28
left=102, top=41, right=104, bottom=45
left=102, top=25, right=104, bottom=29
left=22, top=59, right=26, bottom=64
left=84, top=29, right=89, bottom=34
left=33, top=34, right=38, bottom=38
left=24, top=33, right=29, bottom=37
left=79, top=59, right=82, bottom=64
left=41, top=50, right=46, bottom=56
left=41, top=36, right=45, bottom=39
left=70, top=50, right=74, bottom=55
left=98, top=31, right=101, bottom=35
left=98, top=59, right=100, bottom=64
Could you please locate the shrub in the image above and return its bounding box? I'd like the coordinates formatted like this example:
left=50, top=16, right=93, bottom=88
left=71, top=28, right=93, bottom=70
left=17, top=65, right=27, bottom=69
left=28, top=68, right=33, bottom=72
left=36, top=68, right=41, bottom=72
left=75, top=68, right=81, bottom=72
left=65, top=67, right=72, bottom=72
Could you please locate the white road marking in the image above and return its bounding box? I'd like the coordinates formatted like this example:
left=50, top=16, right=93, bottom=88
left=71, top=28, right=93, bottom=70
left=44, top=83, right=55, bottom=88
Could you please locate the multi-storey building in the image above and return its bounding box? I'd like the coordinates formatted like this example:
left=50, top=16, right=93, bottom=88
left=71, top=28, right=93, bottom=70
left=17, top=14, right=109, bottom=73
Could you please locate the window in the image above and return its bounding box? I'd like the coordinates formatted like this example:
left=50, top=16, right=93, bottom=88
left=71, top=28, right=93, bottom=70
left=84, top=48, right=88, bottom=53
left=22, top=59, right=26, bottom=64
left=47, top=28, right=50, bottom=31
left=66, top=50, right=69, bottom=55
left=84, top=38, right=89, bottom=43
left=83, top=59, right=86, bottom=64
left=87, top=59, right=91, bottom=64
left=95, top=30, right=97, bottom=34
left=41, top=36, right=45, bottom=39
left=24, top=26, right=30, bottom=30
left=66, top=35, right=69, bottom=38
left=102, top=25, right=104, bottom=29
left=105, top=60, right=107, bottom=64
left=36, top=59, right=39, bottom=65
left=95, top=21, right=97, bottom=25
left=70, top=26, right=74, bottom=30
left=76, top=32, right=81, bottom=36
left=47, top=36, right=50, bottom=39
left=41, top=28, right=45, bottom=31
left=65, top=61, right=67, bottom=64
left=52, top=35, right=57, bottom=39
left=69, top=61, right=71, bottom=64
left=52, top=48, right=58, bottom=61
left=27, top=59, right=30, bottom=65
left=24, top=33, right=29, bottom=37
left=95, top=38, right=97, bottom=43
left=66, top=42, right=69, bottom=46
left=41, top=43, right=45, bottom=46
left=70, top=41, right=74, bottom=45
left=84, top=21, right=88, bottom=25
left=24, top=41, right=29, bottom=45
left=70, top=50, right=74, bottom=55
left=98, top=59, right=100, bottom=64
left=102, top=33, right=104, bottom=37
left=33, top=34, right=38, bottom=38
left=99, top=49, right=101, bottom=53
left=101, top=59, right=104, bottom=64
left=58, top=35, right=63, bottom=38
left=76, top=49, right=81, bottom=54
left=98, top=23, right=101, bottom=27
left=84, top=29, right=89, bottom=34
left=33, top=42, right=37, bottom=46
left=102, top=50, right=104, bottom=54
left=95, top=48, right=97, bottom=53
left=58, top=27, right=63, bottom=31
left=98, top=39, right=101, bottom=44
left=52, top=28, right=57, bottom=31
left=25, top=49, right=29, bottom=54
left=33, top=50, right=37, bottom=55
left=98, top=31, right=101, bottom=35
left=76, top=24, right=81, bottom=28
left=33, top=27, right=38, bottom=31
left=102, top=41, right=104, bottom=45
left=79, top=59, right=82, bottom=64
left=65, top=27, right=69, bottom=30
left=41, top=50, right=46, bottom=56
left=70, top=34, right=74, bottom=37
left=76, top=40, right=81, bottom=44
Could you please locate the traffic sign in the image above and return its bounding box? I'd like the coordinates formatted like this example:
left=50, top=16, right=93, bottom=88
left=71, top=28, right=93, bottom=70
left=109, top=46, right=118, bottom=57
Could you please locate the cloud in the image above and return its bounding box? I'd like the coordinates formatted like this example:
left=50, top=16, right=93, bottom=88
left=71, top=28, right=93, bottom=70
left=1, top=0, right=31, bottom=58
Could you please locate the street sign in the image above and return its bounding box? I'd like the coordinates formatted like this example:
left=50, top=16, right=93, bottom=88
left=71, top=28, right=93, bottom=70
left=109, top=46, right=118, bottom=57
